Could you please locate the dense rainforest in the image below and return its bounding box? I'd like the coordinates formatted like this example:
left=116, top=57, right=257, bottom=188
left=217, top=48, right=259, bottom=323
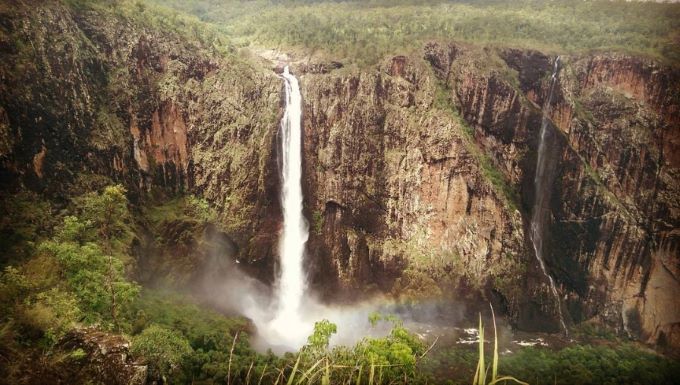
left=0, top=0, right=679, bottom=384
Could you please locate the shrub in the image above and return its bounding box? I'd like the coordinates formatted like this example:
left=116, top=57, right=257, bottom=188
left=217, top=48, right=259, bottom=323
left=131, top=324, right=194, bottom=382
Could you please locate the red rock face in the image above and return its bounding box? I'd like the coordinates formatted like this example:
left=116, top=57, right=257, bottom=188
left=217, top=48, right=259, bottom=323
left=130, top=101, right=189, bottom=190
left=452, top=44, right=680, bottom=348
left=298, top=42, right=678, bottom=349
left=299, top=55, right=526, bottom=318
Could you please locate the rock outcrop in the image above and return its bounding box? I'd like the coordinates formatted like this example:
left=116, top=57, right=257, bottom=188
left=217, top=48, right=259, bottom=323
left=56, top=327, right=147, bottom=385
left=9, top=327, right=146, bottom=385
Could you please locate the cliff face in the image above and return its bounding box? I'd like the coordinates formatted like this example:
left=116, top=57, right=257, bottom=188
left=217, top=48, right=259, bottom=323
left=298, top=58, right=526, bottom=314
left=1, top=1, right=678, bottom=352
left=547, top=54, right=680, bottom=349
left=296, top=43, right=679, bottom=347
left=0, top=1, right=281, bottom=280
left=430, top=43, right=680, bottom=346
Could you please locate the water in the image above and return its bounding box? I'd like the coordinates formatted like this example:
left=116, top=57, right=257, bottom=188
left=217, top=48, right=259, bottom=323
left=265, top=66, right=311, bottom=346
left=530, top=56, right=568, bottom=336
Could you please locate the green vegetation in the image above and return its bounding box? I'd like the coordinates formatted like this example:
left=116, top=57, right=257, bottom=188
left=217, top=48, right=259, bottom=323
left=500, top=344, right=680, bottom=385
left=131, top=324, right=194, bottom=381
left=1, top=186, right=139, bottom=343
left=1, top=180, right=679, bottom=382
left=284, top=314, right=427, bottom=384
left=0, top=184, right=429, bottom=384
left=154, top=0, right=680, bottom=66
left=312, top=209, right=324, bottom=234
left=144, top=195, right=218, bottom=226
left=424, top=338, right=680, bottom=385
left=64, top=0, right=233, bottom=56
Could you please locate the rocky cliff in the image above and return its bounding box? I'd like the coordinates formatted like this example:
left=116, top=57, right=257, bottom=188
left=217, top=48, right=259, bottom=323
left=1, top=0, right=678, bottom=353
left=450, top=44, right=679, bottom=348
left=0, top=0, right=282, bottom=280
left=298, top=57, right=526, bottom=310
left=295, top=43, right=679, bottom=348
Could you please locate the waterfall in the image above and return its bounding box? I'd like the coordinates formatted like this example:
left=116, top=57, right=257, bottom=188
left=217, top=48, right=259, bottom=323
left=530, top=56, right=568, bottom=336
left=268, top=66, right=310, bottom=344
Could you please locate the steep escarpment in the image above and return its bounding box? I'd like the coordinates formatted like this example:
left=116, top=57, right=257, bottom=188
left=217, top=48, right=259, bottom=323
left=298, top=58, right=526, bottom=313
left=549, top=54, right=679, bottom=349
left=0, top=1, right=281, bottom=279
left=295, top=42, right=679, bottom=349
left=429, top=42, right=679, bottom=347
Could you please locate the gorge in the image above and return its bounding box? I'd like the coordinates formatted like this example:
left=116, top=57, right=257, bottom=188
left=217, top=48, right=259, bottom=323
left=0, top=0, right=679, bottom=384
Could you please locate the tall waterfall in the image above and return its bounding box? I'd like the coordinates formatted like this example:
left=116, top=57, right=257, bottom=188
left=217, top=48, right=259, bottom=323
left=268, top=66, right=310, bottom=343
left=530, top=56, right=568, bottom=336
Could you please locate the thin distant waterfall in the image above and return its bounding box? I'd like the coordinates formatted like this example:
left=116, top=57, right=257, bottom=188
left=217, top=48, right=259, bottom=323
left=530, top=56, right=568, bottom=336
left=270, top=66, right=309, bottom=338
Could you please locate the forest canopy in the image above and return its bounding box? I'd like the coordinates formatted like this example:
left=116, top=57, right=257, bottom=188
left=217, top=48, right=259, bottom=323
left=151, top=0, right=680, bottom=65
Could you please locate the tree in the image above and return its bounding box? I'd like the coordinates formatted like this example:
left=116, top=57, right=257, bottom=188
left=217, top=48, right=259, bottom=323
left=74, top=185, right=135, bottom=327
left=38, top=185, right=138, bottom=329
left=305, top=319, right=337, bottom=356
left=76, top=184, right=134, bottom=256
left=39, top=233, right=138, bottom=328
left=131, top=324, right=193, bottom=383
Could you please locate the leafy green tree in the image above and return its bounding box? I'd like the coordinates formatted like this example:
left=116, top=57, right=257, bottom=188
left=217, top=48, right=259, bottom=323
left=131, top=324, right=194, bottom=383
left=38, top=185, right=138, bottom=329
left=75, top=185, right=135, bottom=327
left=75, top=184, right=134, bottom=256
left=39, top=233, right=138, bottom=328
left=306, top=319, right=337, bottom=353
left=355, top=324, right=424, bottom=379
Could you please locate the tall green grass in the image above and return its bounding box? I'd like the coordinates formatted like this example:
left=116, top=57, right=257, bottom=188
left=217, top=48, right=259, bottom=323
left=473, top=306, right=528, bottom=385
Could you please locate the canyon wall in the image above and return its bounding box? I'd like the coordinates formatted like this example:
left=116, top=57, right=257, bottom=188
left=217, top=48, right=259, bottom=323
left=448, top=44, right=680, bottom=348
left=296, top=43, right=679, bottom=347
left=0, top=1, right=281, bottom=280
left=297, top=57, right=528, bottom=321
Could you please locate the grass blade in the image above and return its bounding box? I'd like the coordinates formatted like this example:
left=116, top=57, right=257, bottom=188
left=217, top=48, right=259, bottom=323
left=257, top=364, right=268, bottom=385
left=478, top=314, right=485, bottom=385
left=296, top=358, right=324, bottom=384
left=322, top=359, right=330, bottom=385
left=227, top=331, right=239, bottom=385
left=245, top=361, right=254, bottom=385
left=488, top=376, right=529, bottom=385
left=286, top=354, right=301, bottom=385
left=491, top=304, right=498, bottom=382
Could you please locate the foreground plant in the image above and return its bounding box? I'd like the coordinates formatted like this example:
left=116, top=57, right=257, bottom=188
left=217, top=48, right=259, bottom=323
left=473, top=306, right=528, bottom=385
